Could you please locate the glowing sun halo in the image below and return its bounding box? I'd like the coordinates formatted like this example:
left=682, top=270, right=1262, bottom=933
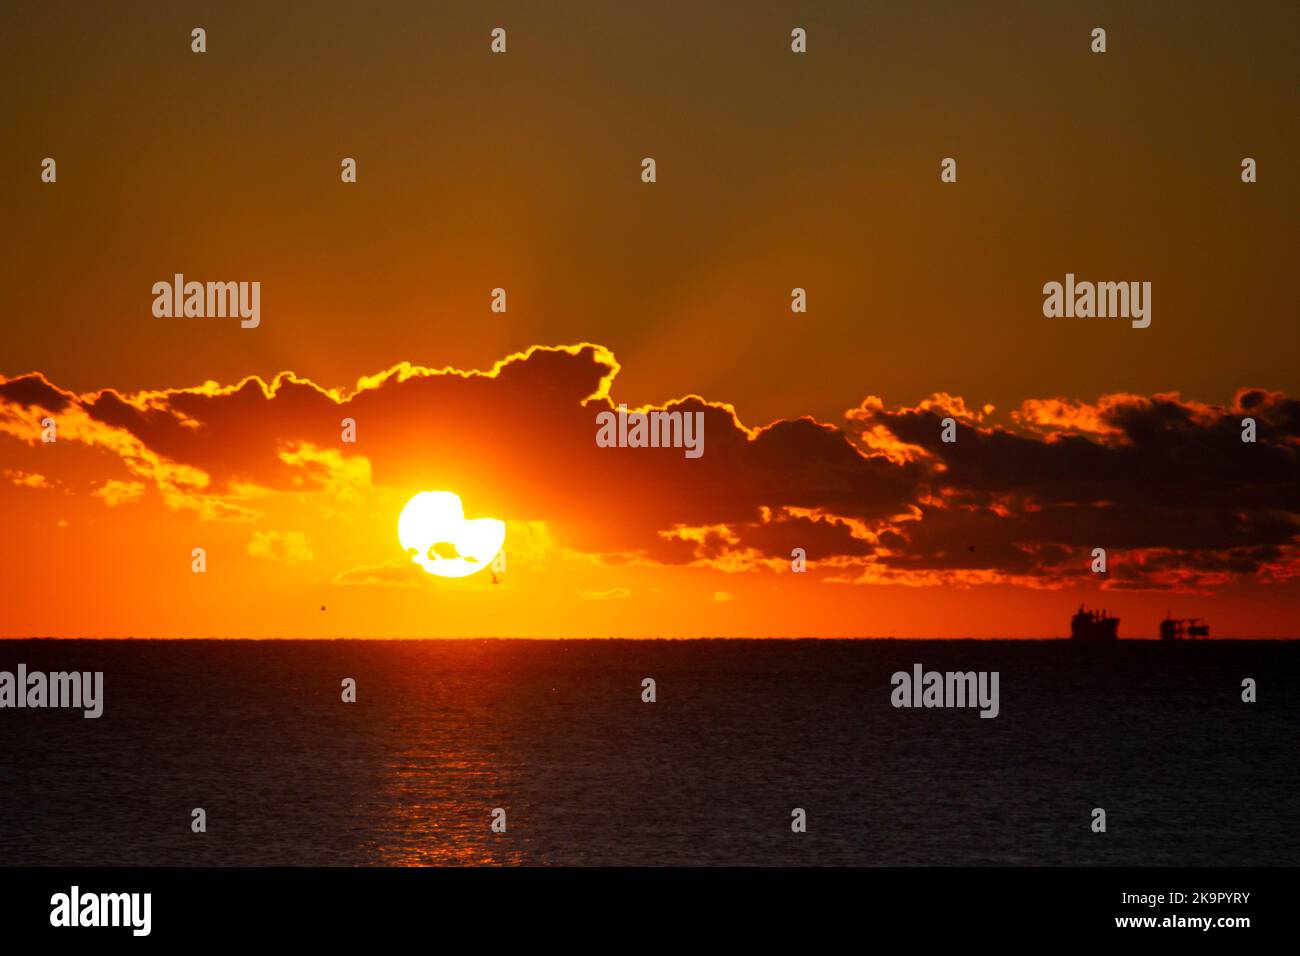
left=398, top=491, right=506, bottom=579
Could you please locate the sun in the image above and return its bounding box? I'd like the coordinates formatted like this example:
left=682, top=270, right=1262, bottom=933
left=398, top=491, right=506, bottom=579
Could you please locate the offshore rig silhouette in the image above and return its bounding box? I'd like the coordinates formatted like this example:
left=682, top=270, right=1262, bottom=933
left=1159, top=613, right=1210, bottom=640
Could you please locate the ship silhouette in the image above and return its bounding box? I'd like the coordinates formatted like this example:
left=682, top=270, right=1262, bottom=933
left=1070, top=604, right=1119, bottom=642
left=1160, top=613, right=1210, bottom=640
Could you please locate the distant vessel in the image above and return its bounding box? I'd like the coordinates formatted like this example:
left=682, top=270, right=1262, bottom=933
left=1071, top=605, right=1119, bottom=642
left=1160, top=613, right=1210, bottom=640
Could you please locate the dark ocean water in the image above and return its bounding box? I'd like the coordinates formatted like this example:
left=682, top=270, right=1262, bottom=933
left=0, top=639, right=1295, bottom=866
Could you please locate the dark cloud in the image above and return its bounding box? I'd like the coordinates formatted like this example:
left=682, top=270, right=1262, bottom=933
left=0, top=373, right=72, bottom=412
left=4, top=351, right=1297, bottom=593
left=847, top=389, right=1300, bottom=590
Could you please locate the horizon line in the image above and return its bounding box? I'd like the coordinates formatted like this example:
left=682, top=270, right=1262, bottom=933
left=2, top=635, right=1297, bottom=642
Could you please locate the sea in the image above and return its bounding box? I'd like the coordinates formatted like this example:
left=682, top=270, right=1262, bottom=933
left=0, top=639, right=1295, bottom=866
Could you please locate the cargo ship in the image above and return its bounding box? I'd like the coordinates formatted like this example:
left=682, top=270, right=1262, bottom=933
left=1159, top=614, right=1209, bottom=640
left=1070, top=605, right=1119, bottom=642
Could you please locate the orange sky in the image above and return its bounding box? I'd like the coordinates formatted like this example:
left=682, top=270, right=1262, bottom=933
left=3, top=347, right=1299, bottom=637
left=2, top=2, right=1297, bottom=637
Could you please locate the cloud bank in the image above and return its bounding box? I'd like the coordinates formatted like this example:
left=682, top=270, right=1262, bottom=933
left=3, top=345, right=1296, bottom=594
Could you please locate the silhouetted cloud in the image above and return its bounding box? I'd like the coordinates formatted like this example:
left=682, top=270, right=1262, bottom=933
left=844, top=388, right=1300, bottom=591
left=2, top=349, right=1296, bottom=594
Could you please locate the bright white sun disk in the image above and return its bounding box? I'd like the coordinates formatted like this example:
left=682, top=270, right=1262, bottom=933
left=398, top=491, right=505, bottom=579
